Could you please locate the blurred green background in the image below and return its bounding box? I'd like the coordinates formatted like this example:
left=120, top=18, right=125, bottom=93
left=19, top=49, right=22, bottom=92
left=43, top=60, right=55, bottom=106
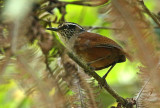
left=0, top=0, right=159, bottom=108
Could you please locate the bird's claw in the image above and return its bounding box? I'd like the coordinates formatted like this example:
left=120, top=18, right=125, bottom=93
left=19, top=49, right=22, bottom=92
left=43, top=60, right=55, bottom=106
left=98, top=77, right=107, bottom=87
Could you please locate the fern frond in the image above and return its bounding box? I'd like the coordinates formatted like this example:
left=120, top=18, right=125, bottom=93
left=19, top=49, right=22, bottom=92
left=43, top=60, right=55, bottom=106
left=108, top=0, right=160, bottom=107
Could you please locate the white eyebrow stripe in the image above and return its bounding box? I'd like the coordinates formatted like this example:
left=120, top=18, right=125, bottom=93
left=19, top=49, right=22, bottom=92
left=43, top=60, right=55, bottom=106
left=59, top=22, right=84, bottom=29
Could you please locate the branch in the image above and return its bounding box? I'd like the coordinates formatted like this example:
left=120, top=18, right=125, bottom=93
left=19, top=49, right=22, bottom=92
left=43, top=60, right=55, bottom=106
left=58, top=0, right=109, bottom=6
left=68, top=52, right=128, bottom=106
left=85, top=26, right=160, bottom=31
left=139, top=0, right=160, bottom=27
left=85, top=26, right=122, bottom=31
left=42, top=0, right=109, bottom=11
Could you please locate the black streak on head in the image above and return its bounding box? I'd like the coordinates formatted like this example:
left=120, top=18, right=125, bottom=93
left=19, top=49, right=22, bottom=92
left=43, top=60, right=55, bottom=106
left=58, top=22, right=85, bottom=39
left=59, top=23, right=85, bottom=31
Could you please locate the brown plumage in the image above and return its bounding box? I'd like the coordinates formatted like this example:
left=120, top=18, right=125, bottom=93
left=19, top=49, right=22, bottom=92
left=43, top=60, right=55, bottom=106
left=74, top=32, right=126, bottom=70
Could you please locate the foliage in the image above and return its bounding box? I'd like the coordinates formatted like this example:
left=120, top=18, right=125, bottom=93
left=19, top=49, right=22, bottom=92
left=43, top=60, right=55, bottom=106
left=0, top=0, right=160, bottom=108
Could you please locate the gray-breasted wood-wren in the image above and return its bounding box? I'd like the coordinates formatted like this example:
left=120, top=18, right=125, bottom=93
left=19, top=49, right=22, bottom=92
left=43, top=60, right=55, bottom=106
left=47, top=22, right=127, bottom=79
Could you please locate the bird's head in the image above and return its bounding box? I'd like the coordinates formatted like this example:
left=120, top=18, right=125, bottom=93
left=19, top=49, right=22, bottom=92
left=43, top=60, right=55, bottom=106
left=47, top=22, right=85, bottom=40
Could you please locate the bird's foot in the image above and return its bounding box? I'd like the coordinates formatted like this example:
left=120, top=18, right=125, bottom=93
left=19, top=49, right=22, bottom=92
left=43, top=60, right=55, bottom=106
left=102, top=75, right=106, bottom=80
left=98, top=77, right=107, bottom=87
left=102, top=77, right=107, bottom=86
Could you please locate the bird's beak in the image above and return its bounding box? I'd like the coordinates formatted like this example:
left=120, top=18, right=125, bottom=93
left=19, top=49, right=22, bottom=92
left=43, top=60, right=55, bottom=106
left=46, top=27, right=59, bottom=31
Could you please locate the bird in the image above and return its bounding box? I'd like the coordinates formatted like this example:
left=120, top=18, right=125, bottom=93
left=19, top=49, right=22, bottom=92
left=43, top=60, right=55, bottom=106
left=47, top=22, right=128, bottom=80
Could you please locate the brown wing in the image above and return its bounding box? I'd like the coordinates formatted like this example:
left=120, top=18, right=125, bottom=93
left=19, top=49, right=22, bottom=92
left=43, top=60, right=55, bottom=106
left=74, top=32, right=122, bottom=50
left=74, top=32, right=126, bottom=70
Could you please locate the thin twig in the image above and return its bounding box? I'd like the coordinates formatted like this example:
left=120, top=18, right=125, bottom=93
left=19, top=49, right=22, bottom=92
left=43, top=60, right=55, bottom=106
left=85, top=26, right=160, bottom=31
left=85, top=26, right=122, bottom=31
left=135, top=78, right=150, bottom=108
left=54, top=0, right=109, bottom=7
left=42, top=0, right=109, bottom=10
left=139, top=0, right=160, bottom=27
